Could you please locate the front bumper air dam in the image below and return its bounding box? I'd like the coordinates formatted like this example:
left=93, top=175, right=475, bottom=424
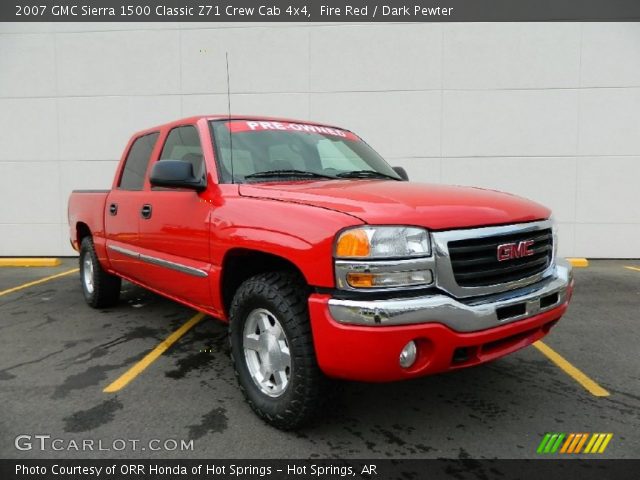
left=308, top=261, right=573, bottom=382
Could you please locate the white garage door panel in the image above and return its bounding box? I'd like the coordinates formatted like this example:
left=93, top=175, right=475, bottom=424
left=310, top=24, right=442, bottom=92
left=442, top=89, right=579, bottom=157
left=580, top=23, right=640, bottom=87
left=0, top=162, right=60, bottom=224
left=576, top=157, right=640, bottom=224
left=0, top=98, right=58, bottom=162
left=0, top=34, right=56, bottom=98
left=443, top=23, right=580, bottom=89
left=574, top=224, right=640, bottom=258
left=578, top=88, right=640, bottom=156
left=181, top=27, right=310, bottom=95
left=0, top=224, right=62, bottom=257
left=56, top=29, right=181, bottom=96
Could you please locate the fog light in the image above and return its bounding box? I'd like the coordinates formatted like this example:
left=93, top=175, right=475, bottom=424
left=399, top=341, right=417, bottom=368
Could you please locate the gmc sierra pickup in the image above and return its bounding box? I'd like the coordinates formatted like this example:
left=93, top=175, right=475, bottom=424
left=68, top=116, right=574, bottom=429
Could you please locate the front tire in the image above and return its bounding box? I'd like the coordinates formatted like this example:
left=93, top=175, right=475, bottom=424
left=229, top=272, right=325, bottom=430
left=79, top=237, right=121, bottom=308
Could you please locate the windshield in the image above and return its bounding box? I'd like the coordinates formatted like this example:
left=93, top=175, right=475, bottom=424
left=210, top=120, right=401, bottom=183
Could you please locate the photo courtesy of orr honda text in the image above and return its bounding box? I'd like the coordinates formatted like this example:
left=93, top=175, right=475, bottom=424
left=1, top=1, right=640, bottom=479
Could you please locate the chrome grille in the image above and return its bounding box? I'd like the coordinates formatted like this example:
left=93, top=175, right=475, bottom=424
left=448, top=228, right=553, bottom=287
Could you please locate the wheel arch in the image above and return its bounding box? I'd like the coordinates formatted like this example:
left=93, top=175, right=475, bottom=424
left=76, top=222, right=92, bottom=244
left=220, top=248, right=308, bottom=318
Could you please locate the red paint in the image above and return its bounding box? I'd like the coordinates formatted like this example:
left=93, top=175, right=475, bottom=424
left=309, top=295, right=568, bottom=382
left=239, top=180, right=550, bottom=230
left=68, top=115, right=565, bottom=382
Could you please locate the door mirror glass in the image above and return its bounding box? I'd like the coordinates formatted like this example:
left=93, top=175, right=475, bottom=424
left=149, top=160, right=206, bottom=191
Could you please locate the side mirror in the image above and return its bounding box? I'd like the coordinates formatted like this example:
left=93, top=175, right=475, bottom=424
left=150, top=160, right=206, bottom=191
left=393, top=166, right=409, bottom=181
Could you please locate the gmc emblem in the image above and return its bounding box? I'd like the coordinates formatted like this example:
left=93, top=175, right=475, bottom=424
left=497, top=240, right=535, bottom=261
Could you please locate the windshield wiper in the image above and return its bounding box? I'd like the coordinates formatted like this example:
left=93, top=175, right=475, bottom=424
left=244, top=170, right=336, bottom=180
left=335, top=170, right=400, bottom=180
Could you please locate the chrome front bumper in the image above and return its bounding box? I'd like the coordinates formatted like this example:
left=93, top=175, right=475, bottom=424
left=328, top=259, right=573, bottom=333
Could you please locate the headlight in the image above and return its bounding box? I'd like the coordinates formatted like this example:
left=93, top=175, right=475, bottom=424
left=335, top=226, right=430, bottom=259
left=334, top=226, right=434, bottom=291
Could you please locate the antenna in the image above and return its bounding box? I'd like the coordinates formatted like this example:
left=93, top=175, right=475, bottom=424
left=225, top=52, right=235, bottom=184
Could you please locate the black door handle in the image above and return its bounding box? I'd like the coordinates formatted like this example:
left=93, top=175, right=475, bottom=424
left=140, top=204, right=152, bottom=219
left=109, top=203, right=118, bottom=216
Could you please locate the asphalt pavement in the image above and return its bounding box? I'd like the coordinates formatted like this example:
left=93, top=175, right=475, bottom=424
left=1, top=259, right=638, bottom=459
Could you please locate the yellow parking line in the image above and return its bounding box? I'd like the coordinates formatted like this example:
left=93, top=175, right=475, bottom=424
left=0, top=268, right=79, bottom=297
left=624, top=266, right=640, bottom=273
left=0, top=258, right=61, bottom=267
left=567, top=258, right=589, bottom=268
left=103, top=312, right=206, bottom=393
left=533, top=341, right=609, bottom=397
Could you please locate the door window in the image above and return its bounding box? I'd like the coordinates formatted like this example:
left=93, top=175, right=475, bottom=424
left=118, top=132, right=159, bottom=190
left=160, top=126, right=205, bottom=179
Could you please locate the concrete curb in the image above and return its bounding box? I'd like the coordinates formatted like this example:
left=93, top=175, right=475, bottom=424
left=0, top=258, right=62, bottom=267
left=567, top=258, right=589, bottom=268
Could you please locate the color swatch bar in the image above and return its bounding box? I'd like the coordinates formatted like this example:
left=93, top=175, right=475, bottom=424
left=537, top=433, right=613, bottom=454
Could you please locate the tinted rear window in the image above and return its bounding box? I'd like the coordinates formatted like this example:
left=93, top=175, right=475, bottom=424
left=118, top=132, right=159, bottom=190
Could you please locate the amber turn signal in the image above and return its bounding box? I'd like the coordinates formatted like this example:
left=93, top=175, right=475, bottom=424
left=335, top=229, right=370, bottom=258
left=346, top=272, right=375, bottom=288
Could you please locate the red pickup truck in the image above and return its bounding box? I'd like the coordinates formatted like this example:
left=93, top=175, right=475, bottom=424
left=68, top=115, right=574, bottom=429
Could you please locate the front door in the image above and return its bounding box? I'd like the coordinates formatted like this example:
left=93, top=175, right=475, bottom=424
left=136, top=124, right=213, bottom=309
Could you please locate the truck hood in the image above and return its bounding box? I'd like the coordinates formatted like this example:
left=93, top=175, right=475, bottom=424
left=239, top=180, right=550, bottom=230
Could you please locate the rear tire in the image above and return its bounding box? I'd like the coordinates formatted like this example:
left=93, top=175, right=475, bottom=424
left=79, top=237, right=121, bottom=308
left=229, top=271, right=325, bottom=430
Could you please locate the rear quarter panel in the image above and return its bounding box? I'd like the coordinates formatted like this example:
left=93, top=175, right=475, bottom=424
left=68, top=190, right=109, bottom=261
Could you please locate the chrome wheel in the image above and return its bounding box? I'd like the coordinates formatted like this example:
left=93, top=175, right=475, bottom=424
left=82, top=254, right=94, bottom=294
left=243, top=308, right=291, bottom=397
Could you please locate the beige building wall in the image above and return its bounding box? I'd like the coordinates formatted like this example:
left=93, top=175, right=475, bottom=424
left=1, top=22, right=639, bottom=257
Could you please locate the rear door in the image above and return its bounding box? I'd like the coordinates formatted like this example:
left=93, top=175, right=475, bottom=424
left=136, top=124, right=213, bottom=308
left=105, top=132, right=159, bottom=280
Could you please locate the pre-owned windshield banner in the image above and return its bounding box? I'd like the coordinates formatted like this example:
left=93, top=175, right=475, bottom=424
left=3, top=0, right=640, bottom=22
left=225, top=121, right=361, bottom=141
